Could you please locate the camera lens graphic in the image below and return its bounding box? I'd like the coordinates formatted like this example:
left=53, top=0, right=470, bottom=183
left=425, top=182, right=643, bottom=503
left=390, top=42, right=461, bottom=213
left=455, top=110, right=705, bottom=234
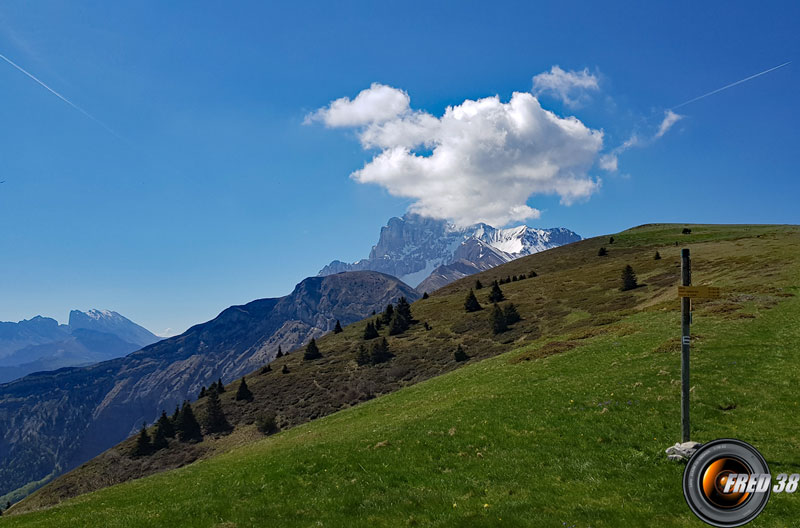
left=701, top=457, right=751, bottom=508
left=683, top=439, right=771, bottom=527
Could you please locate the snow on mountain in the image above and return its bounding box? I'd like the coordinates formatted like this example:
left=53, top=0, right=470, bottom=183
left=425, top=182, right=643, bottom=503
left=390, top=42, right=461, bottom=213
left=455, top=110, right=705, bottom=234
left=319, top=214, right=581, bottom=290
left=68, top=309, right=159, bottom=348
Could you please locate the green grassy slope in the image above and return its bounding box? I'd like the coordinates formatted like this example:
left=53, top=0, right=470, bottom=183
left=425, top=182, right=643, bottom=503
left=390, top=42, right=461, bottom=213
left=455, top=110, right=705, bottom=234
left=4, top=224, right=799, bottom=527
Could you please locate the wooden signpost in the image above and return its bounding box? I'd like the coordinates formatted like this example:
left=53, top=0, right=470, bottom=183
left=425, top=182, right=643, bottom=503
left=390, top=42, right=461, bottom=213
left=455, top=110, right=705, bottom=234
left=676, top=249, right=721, bottom=443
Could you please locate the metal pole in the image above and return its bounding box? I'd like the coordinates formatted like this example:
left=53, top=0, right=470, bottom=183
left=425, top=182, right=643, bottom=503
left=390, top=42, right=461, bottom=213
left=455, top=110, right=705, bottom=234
left=681, top=249, right=691, bottom=443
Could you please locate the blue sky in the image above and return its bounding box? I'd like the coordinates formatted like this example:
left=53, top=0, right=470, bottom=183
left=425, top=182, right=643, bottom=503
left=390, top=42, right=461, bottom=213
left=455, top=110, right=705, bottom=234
left=0, top=1, right=797, bottom=335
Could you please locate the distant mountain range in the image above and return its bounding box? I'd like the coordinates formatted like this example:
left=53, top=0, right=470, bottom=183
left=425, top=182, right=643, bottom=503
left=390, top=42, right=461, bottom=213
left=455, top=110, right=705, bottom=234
left=0, top=310, right=159, bottom=384
left=319, top=213, right=581, bottom=291
left=0, top=271, right=417, bottom=502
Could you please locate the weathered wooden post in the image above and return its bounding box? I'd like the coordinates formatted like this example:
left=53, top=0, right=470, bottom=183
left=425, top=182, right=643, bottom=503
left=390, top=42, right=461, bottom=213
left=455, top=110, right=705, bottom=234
left=681, top=249, right=691, bottom=443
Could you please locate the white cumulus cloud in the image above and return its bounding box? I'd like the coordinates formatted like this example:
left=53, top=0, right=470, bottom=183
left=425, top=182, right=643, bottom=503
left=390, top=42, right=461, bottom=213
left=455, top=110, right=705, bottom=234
left=304, top=82, right=410, bottom=127
left=532, top=66, right=600, bottom=107
left=309, top=85, right=605, bottom=227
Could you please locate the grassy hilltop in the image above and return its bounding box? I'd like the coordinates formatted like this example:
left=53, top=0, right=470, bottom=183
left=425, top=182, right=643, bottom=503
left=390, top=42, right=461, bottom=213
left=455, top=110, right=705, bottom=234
left=3, top=224, right=799, bottom=527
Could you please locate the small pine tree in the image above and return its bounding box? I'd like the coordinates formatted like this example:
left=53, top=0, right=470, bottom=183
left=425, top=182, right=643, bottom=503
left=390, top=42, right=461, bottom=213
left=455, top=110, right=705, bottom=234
left=204, top=386, right=231, bottom=433
left=475, top=279, right=483, bottom=290
left=281, top=364, right=289, bottom=374
left=609, top=236, right=615, bottom=244
left=488, top=281, right=505, bottom=303
left=464, top=289, right=482, bottom=312
left=598, top=247, right=608, bottom=256
left=654, top=251, right=662, bottom=260
left=503, top=303, right=521, bottom=325
left=423, top=321, right=431, bottom=331
left=171, top=405, right=180, bottom=424
left=176, top=401, right=202, bottom=442
left=529, top=270, right=538, bottom=278
left=512, top=275, right=518, bottom=282
left=304, top=338, right=322, bottom=360
left=199, top=386, right=207, bottom=398
left=157, top=410, right=175, bottom=438
left=621, top=265, right=639, bottom=291
left=132, top=424, right=152, bottom=457
left=216, top=378, right=225, bottom=393
left=370, top=338, right=393, bottom=364
left=259, top=364, right=271, bottom=374
left=363, top=321, right=379, bottom=340
left=454, top=345, right=469, bottom=362
left=334, top=320, right=343, bottom=334
left=374, top=316, right=383, bottom=330
left=256, top=411, right=279, bottom=435
left=355, top=344, right=371, bottom=366
left=276, top=346, right=283, bottom=358
left=381, top=304, right=395, bottom=325
left=395, top=297, right=413, bottom=323
left=422, top=292, right=429, bottom=299
left=152, top=421, right=169, bottom=450
left=388, top=312, right=407, bottom=336
left=235, top=377, right=254, bottom=402
left=490, top=303, right=508, bottom=334
left=208, top=381, right=217, bottom=393
left=682, top=228, right=692, bottom=234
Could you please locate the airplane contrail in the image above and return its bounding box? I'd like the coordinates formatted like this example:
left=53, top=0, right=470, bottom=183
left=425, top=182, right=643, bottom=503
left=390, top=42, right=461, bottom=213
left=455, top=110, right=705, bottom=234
left=672, top=61, right=791, bottom=110
left=0, top=52, right=123, bottom=139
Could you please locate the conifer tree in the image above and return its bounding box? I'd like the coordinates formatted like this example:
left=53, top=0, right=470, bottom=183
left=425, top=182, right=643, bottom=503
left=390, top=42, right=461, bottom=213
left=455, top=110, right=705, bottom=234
left=259, top=364, right=271, bottom=374
left=304, top=338, right=322, bottom=360
left=388, top=312, right=407, bottom=336
left=422, top=292, right=429, bottom=299
left=503, top=303, right=521, bottom=325
left=216, top=378, right=225, bottom=392
left=152, top=421, right=169, bottom=451
left=276, top=346, right=283, bottom=358
left=370, top=338, right=392, bottom=364
left=132, top=424, right=152, bottom=457
left=454, top=345, right=469, bottom=362
left=363, top=321, right=379, bottom=340
left=512, top=275, right=518, bottom=282
left=490, top=304, right=508, bottom=334
left=395, top=297, right=413, bottom=323
left=374, top=317, right=383, bottom=330
left=235, top=376, right=254, bottom=402
left=171, top=404, right=180, bottom=425
left=176, top=401, right=202, bottom=442
left=381, top=304, right=394, bottom=325
left=488, top=281, right=505, bottom=303
left=475, top=279, right=483, bottom=290
left=199, top=386, right=207, bottom=398
left=621, top=265, right=639, bottom=291
left=256, top=411, right=279, bottom=435
left=598, top=247, right=608, bottom=256
left=204, top=386, right=231, bottom=433
left=157, top=410, right=175, bottom=438
left=355, top=344, right=371, bottom=366
left=334, top=320, right=343, bottom=334
left=281, top=364, right=289, bottom=374
left=654, top=251, right=661, bottom=260
left=529, top=270, right=538, bottom=277
left=609, top=236, right=615, bottom=244
left=464, top=289, right=482, bottom=312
